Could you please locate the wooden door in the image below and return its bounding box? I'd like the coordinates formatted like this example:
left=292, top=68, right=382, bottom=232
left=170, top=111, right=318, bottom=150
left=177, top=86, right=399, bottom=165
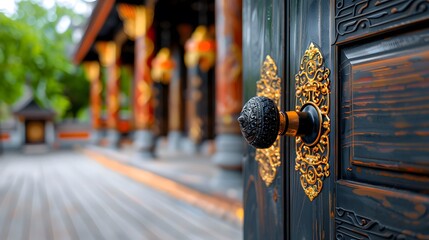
left=243, top=0, right=429, bottom=239
left=242, top=0, right=285, bottom=238
left=25, top=120, right=45, bottom=144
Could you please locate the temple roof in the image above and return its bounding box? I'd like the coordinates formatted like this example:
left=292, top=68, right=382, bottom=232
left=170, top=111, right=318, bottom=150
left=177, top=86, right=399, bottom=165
left=73, top=0, right=116, bottom=64
left=73, top=0, right=213, bottom=64
left=13, top=98, right=55, bottom=120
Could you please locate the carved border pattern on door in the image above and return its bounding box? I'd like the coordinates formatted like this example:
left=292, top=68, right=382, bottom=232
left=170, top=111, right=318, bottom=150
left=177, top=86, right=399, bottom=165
left=335, top=207, right=412, bottom=239
left=335, top=0, right=429, bottom=42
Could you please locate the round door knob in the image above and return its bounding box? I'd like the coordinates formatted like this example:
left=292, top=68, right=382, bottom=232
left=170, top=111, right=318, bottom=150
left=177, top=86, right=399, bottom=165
left=238, top=96, right=321, bottom=149
left=237, top=96, right=280, bottom=148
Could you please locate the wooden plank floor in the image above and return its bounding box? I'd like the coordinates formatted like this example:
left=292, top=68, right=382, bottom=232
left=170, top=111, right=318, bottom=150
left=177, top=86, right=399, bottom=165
left=0, top=151, right=242, bottom=240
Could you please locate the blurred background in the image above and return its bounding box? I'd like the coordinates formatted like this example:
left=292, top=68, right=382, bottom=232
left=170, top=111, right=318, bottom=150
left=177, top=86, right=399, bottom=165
left=0, top=0, right=244, bottom=239
left=0, top=0, right=93, bottom=123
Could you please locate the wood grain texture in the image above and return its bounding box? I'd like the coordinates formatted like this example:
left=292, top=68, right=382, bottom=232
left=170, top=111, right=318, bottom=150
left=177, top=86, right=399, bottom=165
left=243, top=0, right=285, bottom=239
left=336, top=180, right=429, bottom=239
left=340, top=28, right=429, bottom=192
left=337, top=3, right=429, bottom=239
left=288, top=0, right=335, bottom=239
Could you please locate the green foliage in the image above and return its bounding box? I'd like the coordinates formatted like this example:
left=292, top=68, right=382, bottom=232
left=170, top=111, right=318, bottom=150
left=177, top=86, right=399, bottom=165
left=76, top=106, right=90, bottom=122
left=61, top=66, right=89, bottom=118
left=0, top=0, right=89, bottom=119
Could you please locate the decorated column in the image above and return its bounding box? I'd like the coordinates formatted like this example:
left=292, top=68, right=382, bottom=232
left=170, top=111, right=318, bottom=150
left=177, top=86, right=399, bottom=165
left=118, top=4, right=155, bottom=158
left=83, top=61, right=102, bottom=144
left=212, top=0, right=243, bottom=169
left=152, top=48, right=174, bottom=139
left=96, top=41, right=120, bottom=148
left=167, top=46, right=186, bottom=151
left=184, top=26, right=216, bottom=154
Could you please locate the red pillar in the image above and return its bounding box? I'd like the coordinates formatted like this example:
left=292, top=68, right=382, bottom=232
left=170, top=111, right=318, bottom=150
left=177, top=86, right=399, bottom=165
left=212, top=0, right=243, bottom=170
left=83, top=62, right=102, bottom=132
left=96, top=42, right=120, bottom=147
left=134, top=31, right=154, bottom=130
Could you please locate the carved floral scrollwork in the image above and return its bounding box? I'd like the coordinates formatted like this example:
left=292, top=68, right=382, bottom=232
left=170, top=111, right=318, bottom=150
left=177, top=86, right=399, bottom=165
left=255, top=55, right=282, bottom=186
left=295, top=43, right=331, bottom=201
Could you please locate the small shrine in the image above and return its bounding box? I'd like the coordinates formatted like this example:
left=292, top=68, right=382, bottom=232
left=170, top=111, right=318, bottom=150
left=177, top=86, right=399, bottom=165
left=13, top=98, right=55, bottom=149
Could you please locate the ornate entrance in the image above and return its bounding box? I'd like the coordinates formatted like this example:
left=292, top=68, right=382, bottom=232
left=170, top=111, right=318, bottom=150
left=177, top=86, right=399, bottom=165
left=241, top=0, right=429, bottom=238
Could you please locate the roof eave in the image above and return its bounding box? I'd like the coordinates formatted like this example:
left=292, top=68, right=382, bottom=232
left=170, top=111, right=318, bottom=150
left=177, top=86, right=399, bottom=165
left=73, top=0, right=116, bottom=64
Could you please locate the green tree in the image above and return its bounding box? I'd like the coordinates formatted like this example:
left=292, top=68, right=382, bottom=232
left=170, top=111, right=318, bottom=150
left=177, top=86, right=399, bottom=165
left=0, top=0, right=89, bottom=119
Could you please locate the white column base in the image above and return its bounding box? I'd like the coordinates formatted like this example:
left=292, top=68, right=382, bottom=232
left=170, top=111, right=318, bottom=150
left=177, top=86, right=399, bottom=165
left=134, top=130, right=155, bottom=159
left=90, top=130, right=102, bottom=145
left=106, top=129, right=120, bottom=148
left=181, top=137, right=199, bottom=154
left=212, top=133, right=244, bottom=170
left=167, top=131, right=183, bottom=152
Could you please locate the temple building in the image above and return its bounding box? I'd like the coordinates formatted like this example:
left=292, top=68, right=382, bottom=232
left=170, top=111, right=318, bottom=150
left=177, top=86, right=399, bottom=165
left=12, top=97, right=55, bottom=152
left=0, top=91, right=92, bottom=152
left=73, top=0, right=244, bottom=171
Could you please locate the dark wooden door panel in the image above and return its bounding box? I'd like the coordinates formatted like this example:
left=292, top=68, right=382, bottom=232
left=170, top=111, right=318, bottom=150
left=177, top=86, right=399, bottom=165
left=339, top=27, right=429, bottom=192
left=337, top=4, right=429, bottom=238
left=243, top=0, right=285, bottom=239
left=288, top=0, right=335, bottom=239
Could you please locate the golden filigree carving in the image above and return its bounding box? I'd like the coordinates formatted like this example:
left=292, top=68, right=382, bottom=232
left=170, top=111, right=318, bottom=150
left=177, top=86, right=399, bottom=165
left=256, top=55, right=282, bottom=186
left=294, top=43, right=331, bottom=201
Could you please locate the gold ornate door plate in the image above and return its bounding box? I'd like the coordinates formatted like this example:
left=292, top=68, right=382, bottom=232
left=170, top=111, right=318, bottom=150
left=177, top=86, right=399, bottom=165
left=238, top=43, right=330, bottom=201
left=255, top=55, right=281, bottom=186
left=294, top=43, right=331, bottom=201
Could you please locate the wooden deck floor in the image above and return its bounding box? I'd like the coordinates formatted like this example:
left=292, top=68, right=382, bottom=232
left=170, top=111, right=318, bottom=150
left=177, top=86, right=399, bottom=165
left=0, top=151, right=242, bottom=240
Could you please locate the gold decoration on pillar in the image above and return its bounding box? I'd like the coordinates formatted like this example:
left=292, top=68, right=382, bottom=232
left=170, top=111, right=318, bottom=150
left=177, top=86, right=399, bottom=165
left=137, top=81, right=151, bottom=105
left=190, top=116, right=202, bottom=143
left=255, top=55, right=282, bottom=186
left=83, top=61, right=102, bottom=129
left=294, top=43, right=331, bottom=201
left=185, top=26, right=216, bottom=72
left=117, top=4, right=153, bottom=39
left=106, top=65, right=120, bottom=129
left=118, top=4, right=155, bottom=131
left=95, top=42, right=116, bottom=66
left=83, top=62, right=100, bottom=82
left=152, top=48, right=175, bottom=84
left=96, top=41, right=120, bottom=129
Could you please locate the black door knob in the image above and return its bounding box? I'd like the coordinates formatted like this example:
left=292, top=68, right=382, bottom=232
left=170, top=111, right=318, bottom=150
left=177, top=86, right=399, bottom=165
left=238, top=96, right=321, bottom=149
